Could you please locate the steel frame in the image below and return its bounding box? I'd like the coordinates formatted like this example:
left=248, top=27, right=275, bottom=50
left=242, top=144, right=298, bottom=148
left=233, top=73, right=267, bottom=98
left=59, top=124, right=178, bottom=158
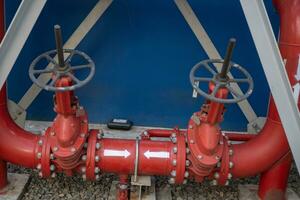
left=0, top=0, right=47, bottom=91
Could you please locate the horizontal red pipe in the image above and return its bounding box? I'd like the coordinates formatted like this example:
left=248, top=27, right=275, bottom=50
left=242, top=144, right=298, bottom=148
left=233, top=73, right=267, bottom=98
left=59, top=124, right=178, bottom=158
left=97, top=138, right=175, bottom=176
left=223, top=132, right=256, bottom=141
left=231, top=118, right=289, bottom=178
left=146, top=129, right=174, bottom=137
left=146, top=129, right=185, bottom=138
left=0, top=0, right=296, bottom=183
left=147, top=128, right=256, bottom=141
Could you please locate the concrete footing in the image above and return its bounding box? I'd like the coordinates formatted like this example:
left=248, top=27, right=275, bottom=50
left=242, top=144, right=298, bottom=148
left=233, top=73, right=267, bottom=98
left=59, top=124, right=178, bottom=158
left=239, top=184, right=300, bottom=200
left=0, top=173, right=30, bottom=200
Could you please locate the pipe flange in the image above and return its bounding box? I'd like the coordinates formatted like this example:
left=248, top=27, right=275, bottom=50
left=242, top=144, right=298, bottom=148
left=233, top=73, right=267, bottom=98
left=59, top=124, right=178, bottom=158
left=215, top=136, right=231, bottom=185
left=36, top=128, right=52, bottom=178
left=174, top=131, right=186, bottom=184
left=86, top=129, right=101, bottom=180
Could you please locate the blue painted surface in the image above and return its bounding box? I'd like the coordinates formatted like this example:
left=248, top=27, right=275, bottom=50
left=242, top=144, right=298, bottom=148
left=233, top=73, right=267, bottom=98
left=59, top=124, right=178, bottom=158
left=6, top=1, right=279, bottom=131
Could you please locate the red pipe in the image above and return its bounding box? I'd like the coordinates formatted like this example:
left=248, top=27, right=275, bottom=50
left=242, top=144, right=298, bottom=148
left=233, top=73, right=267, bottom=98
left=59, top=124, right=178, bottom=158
left=0, top=160, right=7, bottom=190
left=97, top=138, right=177, bottom=176
left=0, top=0, right=7, bottom=191
left=146, top=129, right=174, bottom=138
left=230, top=119, right=289, bottom=178
left=258, top=152, right=292, bottom=200
left=0, top=1, right=297, bottom=198
left=0, top=0, right=39, bottom=169
left=223, top=132, right=256, bottom=141
left=117, top=175, right=129, bottom=200
left=229, top=0, right=300, bottom=179
left=147, top=129, right=255, bottom=142
left=0, top=86, right=40, bottom=168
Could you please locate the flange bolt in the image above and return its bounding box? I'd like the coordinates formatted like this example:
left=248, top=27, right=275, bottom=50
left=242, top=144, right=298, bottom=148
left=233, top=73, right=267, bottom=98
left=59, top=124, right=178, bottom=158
left=168, top=177, right=175, bottom=184
left=214, top=172, right=220, bottom=179
left=229, top=161, right=234, bottom=169
left=171, top=170, right=176, bottom=177
left=95, top=155, right=100, bottom=162
left=184, top=171, right=189, bottom=178
left=82, top=155, right=87, bottom=161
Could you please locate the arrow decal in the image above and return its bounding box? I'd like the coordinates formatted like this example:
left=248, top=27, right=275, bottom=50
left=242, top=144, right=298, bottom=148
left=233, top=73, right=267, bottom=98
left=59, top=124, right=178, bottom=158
left=144, top=150, right=170, bottom=159
left=104, top=149, right=131, bottom=158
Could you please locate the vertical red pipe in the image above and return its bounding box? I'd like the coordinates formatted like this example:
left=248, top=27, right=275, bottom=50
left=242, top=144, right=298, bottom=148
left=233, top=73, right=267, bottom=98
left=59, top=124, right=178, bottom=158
left=258, top=153, right=292, bottom=200
left=117, top=175, right=129, bottom=200
left=0, top=0, right=7, bottom=190
left=230, top=0, right=300, bottom=179
left=0, top=160, right=7, bottom=190
left=256, top=1, right=300, bottom=198
left=0, top=0, right=39, bottom=169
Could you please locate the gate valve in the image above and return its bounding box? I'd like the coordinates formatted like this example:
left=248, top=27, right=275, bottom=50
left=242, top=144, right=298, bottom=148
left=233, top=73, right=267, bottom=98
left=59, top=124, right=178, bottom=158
left=28, top=25, right=93, bottom=173
left=186, top=39, right=254, bottom=181
left=189, top=38, right=254, bottom=104
left=29, top=25, right=95, bottom=92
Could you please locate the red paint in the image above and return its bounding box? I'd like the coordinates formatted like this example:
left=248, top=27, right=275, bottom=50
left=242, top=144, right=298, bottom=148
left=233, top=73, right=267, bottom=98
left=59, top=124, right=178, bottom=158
left=117, top=175, right=129, bottom=200
left=0, top=94, right=39, bottom=168
left=186, top=83, right=227, bottom=181
left=223, top=132, right=255, bottom=141
left=258, top=153, right=292, bottom=200
left=0, top=160, right=7, bottom=190
left=97, top=138, right=178, bottom=176
left=0, top=0, right=39, bottom=170
left=0, top=0, right=7, bottom=190
left=230, top=119, right=289, bottom=178
left=0, top=0, right=298, bottom=198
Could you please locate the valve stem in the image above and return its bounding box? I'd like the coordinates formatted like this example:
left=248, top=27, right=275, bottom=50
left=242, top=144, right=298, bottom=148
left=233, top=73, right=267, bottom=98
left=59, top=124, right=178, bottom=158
left=54, top=25, right=65, bottom=70
left=219, top=38, right=236, bottom=79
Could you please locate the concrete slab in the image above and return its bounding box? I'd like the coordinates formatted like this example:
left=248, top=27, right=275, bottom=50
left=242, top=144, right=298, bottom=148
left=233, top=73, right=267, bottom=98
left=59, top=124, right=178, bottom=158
left=239, top=184, right=300, bottom=200
left=131, top=176, right=152, bottom=187
left=0, top=173, right=30, bottom=200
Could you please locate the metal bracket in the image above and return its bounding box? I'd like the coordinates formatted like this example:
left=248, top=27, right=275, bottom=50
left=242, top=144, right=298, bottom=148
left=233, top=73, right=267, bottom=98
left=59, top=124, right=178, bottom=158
left=130, top=176, right=155, bottom=200
left=7, top=99, right=26, bottom=128
left=133, top=137, right=140, bottom=183
left=247, top=117, right=266, bottom=134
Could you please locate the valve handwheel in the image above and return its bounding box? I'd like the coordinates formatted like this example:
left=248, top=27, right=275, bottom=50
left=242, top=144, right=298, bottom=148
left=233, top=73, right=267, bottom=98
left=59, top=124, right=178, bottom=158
left=29, top=25, right=95, bottom=92
left=189, top=38, right=254, bottom=104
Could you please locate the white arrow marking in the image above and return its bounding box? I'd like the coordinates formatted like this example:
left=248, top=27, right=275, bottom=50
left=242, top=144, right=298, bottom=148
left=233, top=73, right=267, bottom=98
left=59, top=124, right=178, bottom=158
left=144, top=150, right=170, bottom=159
left=104, top=149, right=131, bottom=158
left=295, top=56, right=300, bottom=81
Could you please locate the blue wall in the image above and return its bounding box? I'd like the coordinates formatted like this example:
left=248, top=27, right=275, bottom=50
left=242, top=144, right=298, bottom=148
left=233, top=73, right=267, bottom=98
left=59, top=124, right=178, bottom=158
left=6, top=0, right=279, bottom=131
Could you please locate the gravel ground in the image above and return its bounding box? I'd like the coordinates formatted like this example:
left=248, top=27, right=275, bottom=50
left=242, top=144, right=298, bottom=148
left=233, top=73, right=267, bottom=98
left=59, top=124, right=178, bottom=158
left=6, top=163, right=300, bottom=200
